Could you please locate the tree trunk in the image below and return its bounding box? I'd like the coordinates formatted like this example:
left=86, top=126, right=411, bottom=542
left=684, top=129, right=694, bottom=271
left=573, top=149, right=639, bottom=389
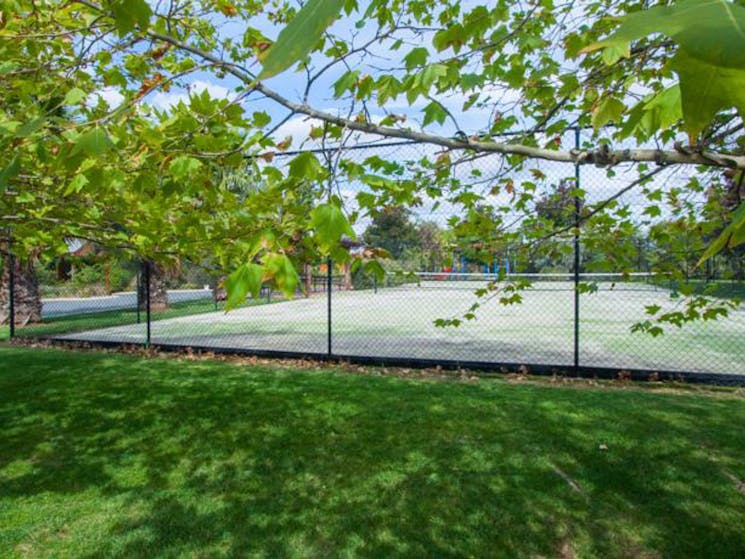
left=1, top=256, right=43, bottom=325
left=138, top=261, right=169, bottom=311
left=303, top=263, right=312, bottom=297
left=342, top=262, right=352, bottom=291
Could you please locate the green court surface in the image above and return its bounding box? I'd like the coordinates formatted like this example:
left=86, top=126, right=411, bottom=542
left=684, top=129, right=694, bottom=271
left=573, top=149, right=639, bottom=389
left=53, top=280, right=745, bottom=375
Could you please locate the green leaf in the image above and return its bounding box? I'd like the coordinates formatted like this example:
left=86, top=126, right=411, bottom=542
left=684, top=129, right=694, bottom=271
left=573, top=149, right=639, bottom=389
left=600, top=44, right=629, bottom=65
left=422, top=101, right=448, bottom=126
left=168, top=156, right=203, bottom=181
left=731, top=216, right=745, bottom=247
left=404, top=47, right=429, bottom=70
left=15, top=117, right=46, bottom=139
left=15, top=191, right=34, bottom=203
left=699, top=202, right=745, bottom=263
left=64, top=87, right=87, bottom=106
left=253, top=111, right=271, bottom=127
left=376, top=75, right=401, bottom=104
left=0, top=156, right=20, bottom=191
left=703, top=307, right=728, bottom=321
left=586, top=0, right=745, bottom=69
left=433, top=24, right=465, bottom=53
left=263, top=253, right=299, bottom=298
left=224, top=263, right=263, bottom=311
left=622, top=86, right=682, bottom=139
left=462, top=93, right=480, bottom=112
left=360, top=174, right=395, bottom=189
left=362, top=259, right=385, bottom=281
left=0, top=61, right=17, bottom=74
left=645, top=304, right=661, bottom=316
left=310, top=203, right=355, bottom=254
left=649, top=326, right=664, bottom=337
left=288, top=152, right=326, bottom=180
left=333, top=70, right=359, bottom=98
left=64, top=173, right=89, bottom=195
left=108, top=0, right=152, bottom=35
left=591, top=97, right=625, bottom=129
left=259, top=0, right=346, bottom=79
left=419, top=64, right=447, bottom=90
left=584, top=0, right=745, bottom=137
left=671, top=50, right=745, bottom=137
left=724, top=203, right=745, bottom=248
left=71, top=128, right=115, bottom=156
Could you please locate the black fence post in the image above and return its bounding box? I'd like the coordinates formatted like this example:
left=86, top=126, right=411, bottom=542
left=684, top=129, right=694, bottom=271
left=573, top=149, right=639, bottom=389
left=327, top=257, right=332, bottom=356
left=573, top=127, right=581, bottom=375
left=145, top=260, right=151, bottom=347
left=7, top=246, right=15, bottom=340
left=136, top=265, right=141, bottom=324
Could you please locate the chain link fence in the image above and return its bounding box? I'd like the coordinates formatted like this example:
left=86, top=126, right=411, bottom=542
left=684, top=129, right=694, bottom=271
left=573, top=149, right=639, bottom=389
left=3, top=132, right=744, bottom=382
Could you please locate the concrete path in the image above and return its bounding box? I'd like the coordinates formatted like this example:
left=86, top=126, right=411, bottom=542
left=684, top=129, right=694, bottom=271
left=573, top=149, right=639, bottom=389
left=42, top=289, right=214, bottom=318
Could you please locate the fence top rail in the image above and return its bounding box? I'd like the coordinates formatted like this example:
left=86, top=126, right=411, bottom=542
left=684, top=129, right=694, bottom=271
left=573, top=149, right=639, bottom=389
left=401, top=271, right=660, bottom=279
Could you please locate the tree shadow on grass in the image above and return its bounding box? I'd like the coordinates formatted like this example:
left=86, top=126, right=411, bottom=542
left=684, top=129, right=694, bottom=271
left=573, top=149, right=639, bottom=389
left=1, top=348, right=745, bottom=557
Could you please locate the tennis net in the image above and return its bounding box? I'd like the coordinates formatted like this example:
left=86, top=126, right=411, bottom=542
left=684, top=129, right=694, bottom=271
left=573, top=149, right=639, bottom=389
left=382, top=272, right=669, bottom=292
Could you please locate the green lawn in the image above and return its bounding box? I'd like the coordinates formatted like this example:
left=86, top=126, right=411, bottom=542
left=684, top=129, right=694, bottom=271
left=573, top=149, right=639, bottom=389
left=664, top=278, right=745, bottom=300
left=1, top=347, right=745, bottom=558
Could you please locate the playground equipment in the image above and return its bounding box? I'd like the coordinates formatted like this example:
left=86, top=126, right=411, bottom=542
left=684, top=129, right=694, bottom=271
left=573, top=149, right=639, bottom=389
left=446, top=249, right=511, bottom=278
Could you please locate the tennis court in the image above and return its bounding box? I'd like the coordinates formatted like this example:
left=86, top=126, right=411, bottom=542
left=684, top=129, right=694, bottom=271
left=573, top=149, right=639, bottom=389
left=55, top=273, right=745, bottom=375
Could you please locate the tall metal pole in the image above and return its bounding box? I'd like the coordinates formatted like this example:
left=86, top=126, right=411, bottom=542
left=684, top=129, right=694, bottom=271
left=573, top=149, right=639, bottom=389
left=136, top=265, right=141, bottom=324
left=145, top=260, right=151, bottom=347
left=8, top=245, right=15, bottom=340
left=324, top=131, right=334, bottom=357
left=573, top=127, right=581, bottom=375
left=327, top=256, right=332, bottom=356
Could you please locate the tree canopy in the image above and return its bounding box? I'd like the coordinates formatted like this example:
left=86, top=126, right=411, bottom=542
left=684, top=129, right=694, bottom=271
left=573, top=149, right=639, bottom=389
left=1, top=0, right=744, bottom=324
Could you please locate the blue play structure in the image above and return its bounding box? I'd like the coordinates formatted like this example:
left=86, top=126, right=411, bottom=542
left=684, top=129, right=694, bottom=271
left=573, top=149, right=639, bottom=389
left=449, top=250, right=511, bottom=278
left=482, top=255, right=510, bottom=277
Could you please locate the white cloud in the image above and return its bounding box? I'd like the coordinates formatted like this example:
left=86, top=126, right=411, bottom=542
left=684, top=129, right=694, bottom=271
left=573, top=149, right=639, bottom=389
left=148, top=80, right=236, bottom=111
left=89, top=86, right=124, bottom=109
left=271, top=115, right=324, bottom=149
left=87, top=80, right=239, bottom=113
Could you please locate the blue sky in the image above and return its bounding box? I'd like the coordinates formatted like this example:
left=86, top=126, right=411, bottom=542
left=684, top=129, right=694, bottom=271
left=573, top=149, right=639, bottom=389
left=100, top=4, right=507, bottom=150
left=90, top=3, right=705, bottom=232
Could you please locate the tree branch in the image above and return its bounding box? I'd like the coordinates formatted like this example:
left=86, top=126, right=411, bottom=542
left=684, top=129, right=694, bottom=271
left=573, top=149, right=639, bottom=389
left=74, top=0, right=745, bottom=170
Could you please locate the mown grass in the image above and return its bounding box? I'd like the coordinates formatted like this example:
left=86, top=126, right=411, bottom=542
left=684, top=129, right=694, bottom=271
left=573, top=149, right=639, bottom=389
left=1, top=346, right=745, bottom=558
left=653, top=277, right=745, bottom=300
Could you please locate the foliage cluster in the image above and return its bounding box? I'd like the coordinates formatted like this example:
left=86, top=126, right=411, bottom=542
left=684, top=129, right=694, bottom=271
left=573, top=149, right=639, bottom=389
left=1, top=0, right=744, bottom=329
